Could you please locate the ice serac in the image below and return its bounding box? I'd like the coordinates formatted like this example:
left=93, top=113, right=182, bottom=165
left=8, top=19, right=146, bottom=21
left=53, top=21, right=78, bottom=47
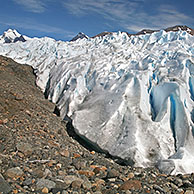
left=0, top=27, right=194, bottom=174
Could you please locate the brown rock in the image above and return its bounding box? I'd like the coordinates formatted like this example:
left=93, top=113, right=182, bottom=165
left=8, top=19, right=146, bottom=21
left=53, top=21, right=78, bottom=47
left=82, top=180, right=92, bottom=190
left=90, top=151, right=95, bottom=155
left=47, top=160, right=57, bottom=167
left=59, top=149, right=70, bottom=157
left=95, top=179, right=105, bottom=186
left=13, top=189, right=18, bottom=194
left=56, top=163, right=62, bottom=169
left=101, top=166, right=107, bottom=171
left=0, top=119, right=8, bottom=125
left=119, top=180, right=142, bottom=191
left=127, top=172, right=134, bottom=179
left=43, top=168, right=52, bottom=178
left=185, top=191, right=194, bottom=194
left=33, top=168, right=44, bottom=178
left=159, top=173, right=167, bottom=177
left=6, top=167, right=24, bottom=179
left=78, top=170, right=95, bottom=177
left=93, top=167, right=102, bottom=174
left=48, top=140, right=60, bottom=147
left=16, top=142, right=33, bottom=156
left=14, top=93, right=24, bottom=101
left=42, top=187, right=49, bottom=193
left=107, top=169, right=120, bottom=178
left=71, top=179, right=83, bottom=189
left=119, top=174, right=128, bottom=182
left=17, top=152, right=25, bottom=158
left=102, top=188, right=118, bottom=194
left=90, top=165, right=99, bottom=169
left=63, top=175, right=81, bottom=185
left=25, top=109, right=32, bottom=116
left=58, top=170, right=67, bottom=176
left=145, top=189, right=151, bottom=193
left=36, top=179, right=56, bottom=190
left=73, top=153, right=81, bottom=158
left=92, top=166, right=107, bottom=175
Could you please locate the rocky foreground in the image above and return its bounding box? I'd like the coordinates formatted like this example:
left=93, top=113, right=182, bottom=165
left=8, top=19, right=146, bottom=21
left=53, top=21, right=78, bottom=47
left=0, top=55, right=194, bottom=194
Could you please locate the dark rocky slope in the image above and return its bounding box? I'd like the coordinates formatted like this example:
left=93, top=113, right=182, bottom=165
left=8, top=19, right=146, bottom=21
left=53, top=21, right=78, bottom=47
left=1, top=55, right=194, bottom=193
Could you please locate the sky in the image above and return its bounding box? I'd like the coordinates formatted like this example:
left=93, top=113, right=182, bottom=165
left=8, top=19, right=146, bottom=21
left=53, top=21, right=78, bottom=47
left=0, top=0, right=193, bottom=41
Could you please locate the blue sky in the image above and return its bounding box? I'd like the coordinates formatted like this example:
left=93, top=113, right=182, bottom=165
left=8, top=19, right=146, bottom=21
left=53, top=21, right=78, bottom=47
left=0, top=0, right=193, bottom=41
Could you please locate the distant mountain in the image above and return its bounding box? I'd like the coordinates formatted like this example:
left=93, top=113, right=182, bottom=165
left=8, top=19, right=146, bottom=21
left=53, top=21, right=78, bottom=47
left=90, top=25, right=194, bottom=38
left=136, top=25, right=194, bottom=36
left=165, top=25, right=194, bottom=35
left=92, top=31, right=113, bottom=38
left=0, top=29, right=30, bottom=44
left=70, top=32, right=89, bottom=41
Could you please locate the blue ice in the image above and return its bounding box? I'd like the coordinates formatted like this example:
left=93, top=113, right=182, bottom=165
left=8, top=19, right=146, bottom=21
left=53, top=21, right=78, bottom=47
left=185, top=59, right=194, bottom=75
left=150, top=83, right=178, bottom=121
left=170, top=93, right=188, bottom=150
left=189, top=77, right=194, bottom=101
left=85, top=70, right=96, bottom=92
left=118, top=69, right=125, bottom=77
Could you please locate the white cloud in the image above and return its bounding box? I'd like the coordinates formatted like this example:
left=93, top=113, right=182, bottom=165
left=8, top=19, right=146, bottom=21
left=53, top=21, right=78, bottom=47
left=63, top=0, right=193, bottom=32
left=125, top=6, right=192, bottom=32
left=63, top=0, right=141, bottom=18
left=0, top=17, right=75, bottom=39
left=13, top=0, right=46, bottom=13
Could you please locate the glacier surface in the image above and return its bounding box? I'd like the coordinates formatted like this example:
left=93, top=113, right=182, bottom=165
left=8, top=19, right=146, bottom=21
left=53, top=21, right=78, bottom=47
left=0, top=29, right=194, bottom=174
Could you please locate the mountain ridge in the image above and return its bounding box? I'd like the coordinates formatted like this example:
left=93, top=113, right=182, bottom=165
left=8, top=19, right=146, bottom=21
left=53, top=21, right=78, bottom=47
left=1, top=25, right=193, bottom=44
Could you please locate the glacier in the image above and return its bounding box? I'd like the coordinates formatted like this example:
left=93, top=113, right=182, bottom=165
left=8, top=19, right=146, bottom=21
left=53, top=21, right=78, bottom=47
left=0, top=28, right=194, bottom=174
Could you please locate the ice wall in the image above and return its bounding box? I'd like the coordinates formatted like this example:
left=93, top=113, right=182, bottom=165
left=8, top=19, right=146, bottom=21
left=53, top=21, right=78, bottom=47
left=0, top=29, right=194, bottom=174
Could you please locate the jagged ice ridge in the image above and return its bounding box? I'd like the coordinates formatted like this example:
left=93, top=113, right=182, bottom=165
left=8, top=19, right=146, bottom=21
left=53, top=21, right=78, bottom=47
left=0, top=29, right=194, bottom=174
